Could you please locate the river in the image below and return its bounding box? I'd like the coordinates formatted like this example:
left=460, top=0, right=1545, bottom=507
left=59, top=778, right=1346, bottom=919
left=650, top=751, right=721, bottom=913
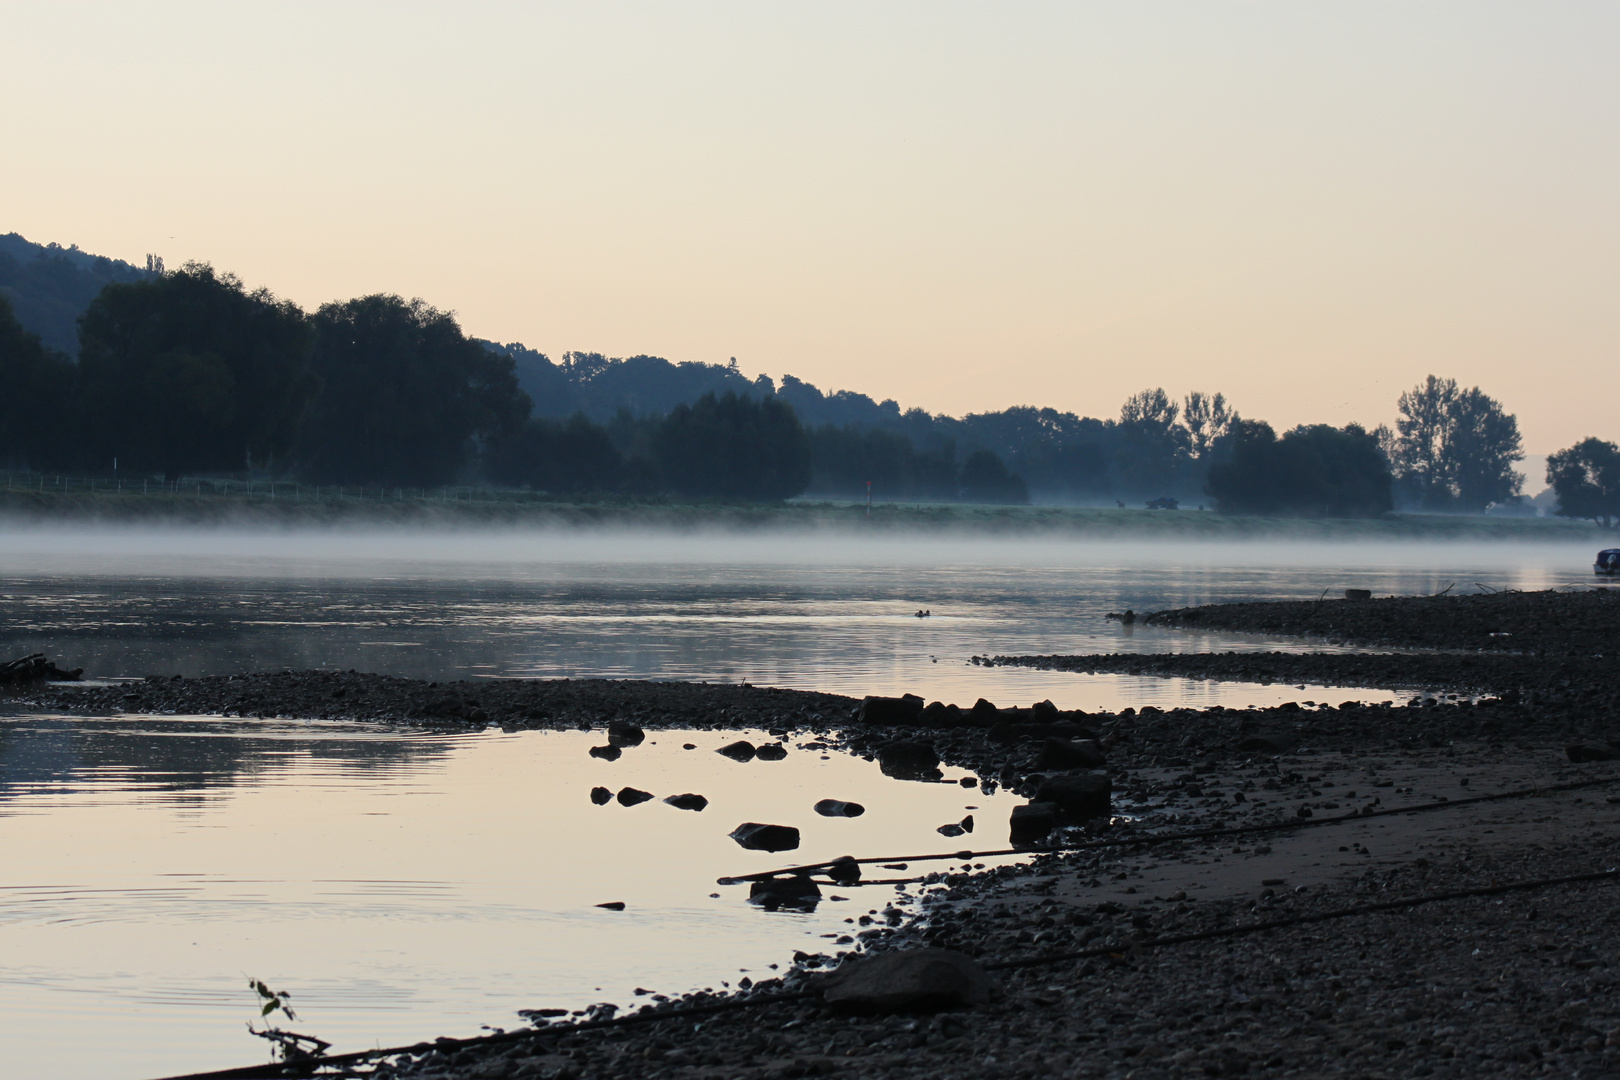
left=0, top=527, right=1591, bottom=1078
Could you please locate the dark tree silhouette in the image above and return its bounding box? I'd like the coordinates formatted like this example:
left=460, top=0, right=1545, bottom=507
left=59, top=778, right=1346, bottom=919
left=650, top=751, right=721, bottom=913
left=76, top=264, right=314, bottom=479
left=1206, top=422, right=1391, bottom=517
left=1391, top=376, right=1523, bottom=511
left=486, top=413, right=626, bottom=494
left=805, top=425, right=960, bottom=501
left=652, top=392, right=811, bottom=501
left=1547, top=438, right=1620, bottom=528
left=298, top=295, right=529, bottom=487
left=0, top=294, right=74, bottom=468
left=958, top=448, right=1030, bottom=504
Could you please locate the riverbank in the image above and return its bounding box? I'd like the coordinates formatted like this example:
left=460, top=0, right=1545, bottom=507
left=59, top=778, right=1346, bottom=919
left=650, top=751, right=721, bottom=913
left=19, top=589, right=1620, bottom=1080
left=0, top=487, right=1602, bottom=541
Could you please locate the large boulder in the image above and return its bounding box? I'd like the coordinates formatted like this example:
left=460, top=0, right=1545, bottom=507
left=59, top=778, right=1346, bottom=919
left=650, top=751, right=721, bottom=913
left=1008, top=802, right=1059, bottom=845
left=750, top=876, right=822, bottom=910
left=1033, top=737, right=1106, bottom=771
left=822, top=948, right=998, bottom=1013
left=858, top=695, right=926, bottom=725
left=1034, top=773, right=1111, bottom=821
left=877, top=740, right=940, bottom=778
left=729, top=822, right=801, bottom=852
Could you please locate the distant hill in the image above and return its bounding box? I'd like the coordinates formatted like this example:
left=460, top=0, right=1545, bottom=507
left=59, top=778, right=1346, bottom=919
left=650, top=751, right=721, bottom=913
left=0, top=233, right=153, bottom=355
left=477, top=340, right=927, bottom=433
left=2, top=230, right=1238, bottom=504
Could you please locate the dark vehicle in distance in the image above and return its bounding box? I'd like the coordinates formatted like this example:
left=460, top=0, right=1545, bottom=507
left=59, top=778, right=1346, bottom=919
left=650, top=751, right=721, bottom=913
left=1596, top=549, right=1620, bottom=576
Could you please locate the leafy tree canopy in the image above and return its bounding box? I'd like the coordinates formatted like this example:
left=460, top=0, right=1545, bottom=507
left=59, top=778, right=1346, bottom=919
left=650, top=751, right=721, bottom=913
left=76, top=263, right=314, bottom=479
left=652, top=392, right=811, bottom=501
left=299, top=295, right=529, bottom=487
left=0, top=293, right=74, bottom=468
left=1391, top=375, right=1523, bottom=512
left=1547, top=437, right=1620, bottom=528
left=1206, top=421, right=1392, bottom=517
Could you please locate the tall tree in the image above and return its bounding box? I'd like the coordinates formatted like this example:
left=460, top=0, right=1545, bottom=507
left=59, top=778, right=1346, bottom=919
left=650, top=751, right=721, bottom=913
left=0, top=294, right=74, bottom=468
left=299, top=295, right=529, bottom=487
left=1547, top=438, right=1620, bottom=528
left=1181, top=391, right=1238, bottom=458
left=1446, top=385, right=1525, bottom=510
left=1391, top=375, right=1523, bottom=511
left=1115, top=387, right=1191, bottom=495
left=76, top=264, right=314, bottom=479
left=652, top=392, right=811, bottom=501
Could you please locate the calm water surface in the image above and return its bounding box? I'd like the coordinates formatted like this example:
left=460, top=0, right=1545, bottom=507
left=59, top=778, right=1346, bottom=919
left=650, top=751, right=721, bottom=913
left=0, top=528, right=1593, bottom=1078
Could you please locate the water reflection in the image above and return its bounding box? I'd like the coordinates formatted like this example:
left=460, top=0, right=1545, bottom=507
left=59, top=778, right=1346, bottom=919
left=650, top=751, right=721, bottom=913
left=0, top=714, right=1025, bottom=1080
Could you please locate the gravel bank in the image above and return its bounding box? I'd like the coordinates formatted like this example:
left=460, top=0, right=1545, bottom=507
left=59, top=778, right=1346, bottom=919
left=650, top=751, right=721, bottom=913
left=19, top=589, right=1620, bottom=1080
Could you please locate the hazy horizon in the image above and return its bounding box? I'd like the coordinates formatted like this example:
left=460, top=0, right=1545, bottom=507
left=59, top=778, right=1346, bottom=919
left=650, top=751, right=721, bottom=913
left=6, top=3, right=1618, bottom=455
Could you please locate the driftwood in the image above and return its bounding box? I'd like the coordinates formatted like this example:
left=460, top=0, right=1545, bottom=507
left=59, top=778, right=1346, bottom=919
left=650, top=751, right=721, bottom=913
left=0, top=653, right=83, bottom=686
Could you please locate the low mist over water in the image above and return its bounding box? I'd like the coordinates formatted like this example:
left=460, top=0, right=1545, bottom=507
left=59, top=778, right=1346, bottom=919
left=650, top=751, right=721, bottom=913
left=0, top=525, right=1592, bottom=711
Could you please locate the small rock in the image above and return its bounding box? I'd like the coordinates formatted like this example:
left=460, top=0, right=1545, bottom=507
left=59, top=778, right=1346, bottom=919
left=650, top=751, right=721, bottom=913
left=730, top=822, right=801, bottom=852
left=588, top=744, right=622, bottom=761
left=1031, top=699, right=1059, bottom=722
left=937, top=823, right=966, bottom=837
left=664, top=793, right=709, bottom=811
left=606, top=722, right=645, bottom=747
left=617, top=787, right=654, bottom=806
left=826, top=855, right=862, bottom=884
left=821, top=948, right=998, bottom=1013
left=717, top=740, right=757, bottom=762
left=596, top=901, right=626, bottom=910
left=1568, top=744, right=1620, bottom=763
left=590, top=786, right=613, bottom=805
left=814, top=799, right=866, bottom=818
left=754, top=743, right=788, bottom=761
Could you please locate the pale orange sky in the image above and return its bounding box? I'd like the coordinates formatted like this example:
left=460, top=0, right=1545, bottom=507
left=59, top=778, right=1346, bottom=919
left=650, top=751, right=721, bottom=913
left=5, top=2, right=1617, bottom=456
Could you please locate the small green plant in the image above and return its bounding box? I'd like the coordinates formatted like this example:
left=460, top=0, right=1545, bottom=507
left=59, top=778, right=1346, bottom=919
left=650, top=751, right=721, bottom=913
left=246, top=978, right=331, bottom=1062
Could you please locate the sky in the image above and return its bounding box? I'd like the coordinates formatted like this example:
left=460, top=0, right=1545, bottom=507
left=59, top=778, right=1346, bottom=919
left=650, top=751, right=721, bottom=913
left=4, top=2, right=1617, bottom=456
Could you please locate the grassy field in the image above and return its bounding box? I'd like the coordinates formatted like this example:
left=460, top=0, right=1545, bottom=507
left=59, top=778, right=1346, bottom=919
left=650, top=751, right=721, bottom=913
left=0, top=483, right=1603, bottom=541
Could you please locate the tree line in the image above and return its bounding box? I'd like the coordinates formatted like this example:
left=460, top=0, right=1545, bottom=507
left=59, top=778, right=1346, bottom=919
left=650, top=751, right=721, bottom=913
left=0, top=241, right=1603, bottom=519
